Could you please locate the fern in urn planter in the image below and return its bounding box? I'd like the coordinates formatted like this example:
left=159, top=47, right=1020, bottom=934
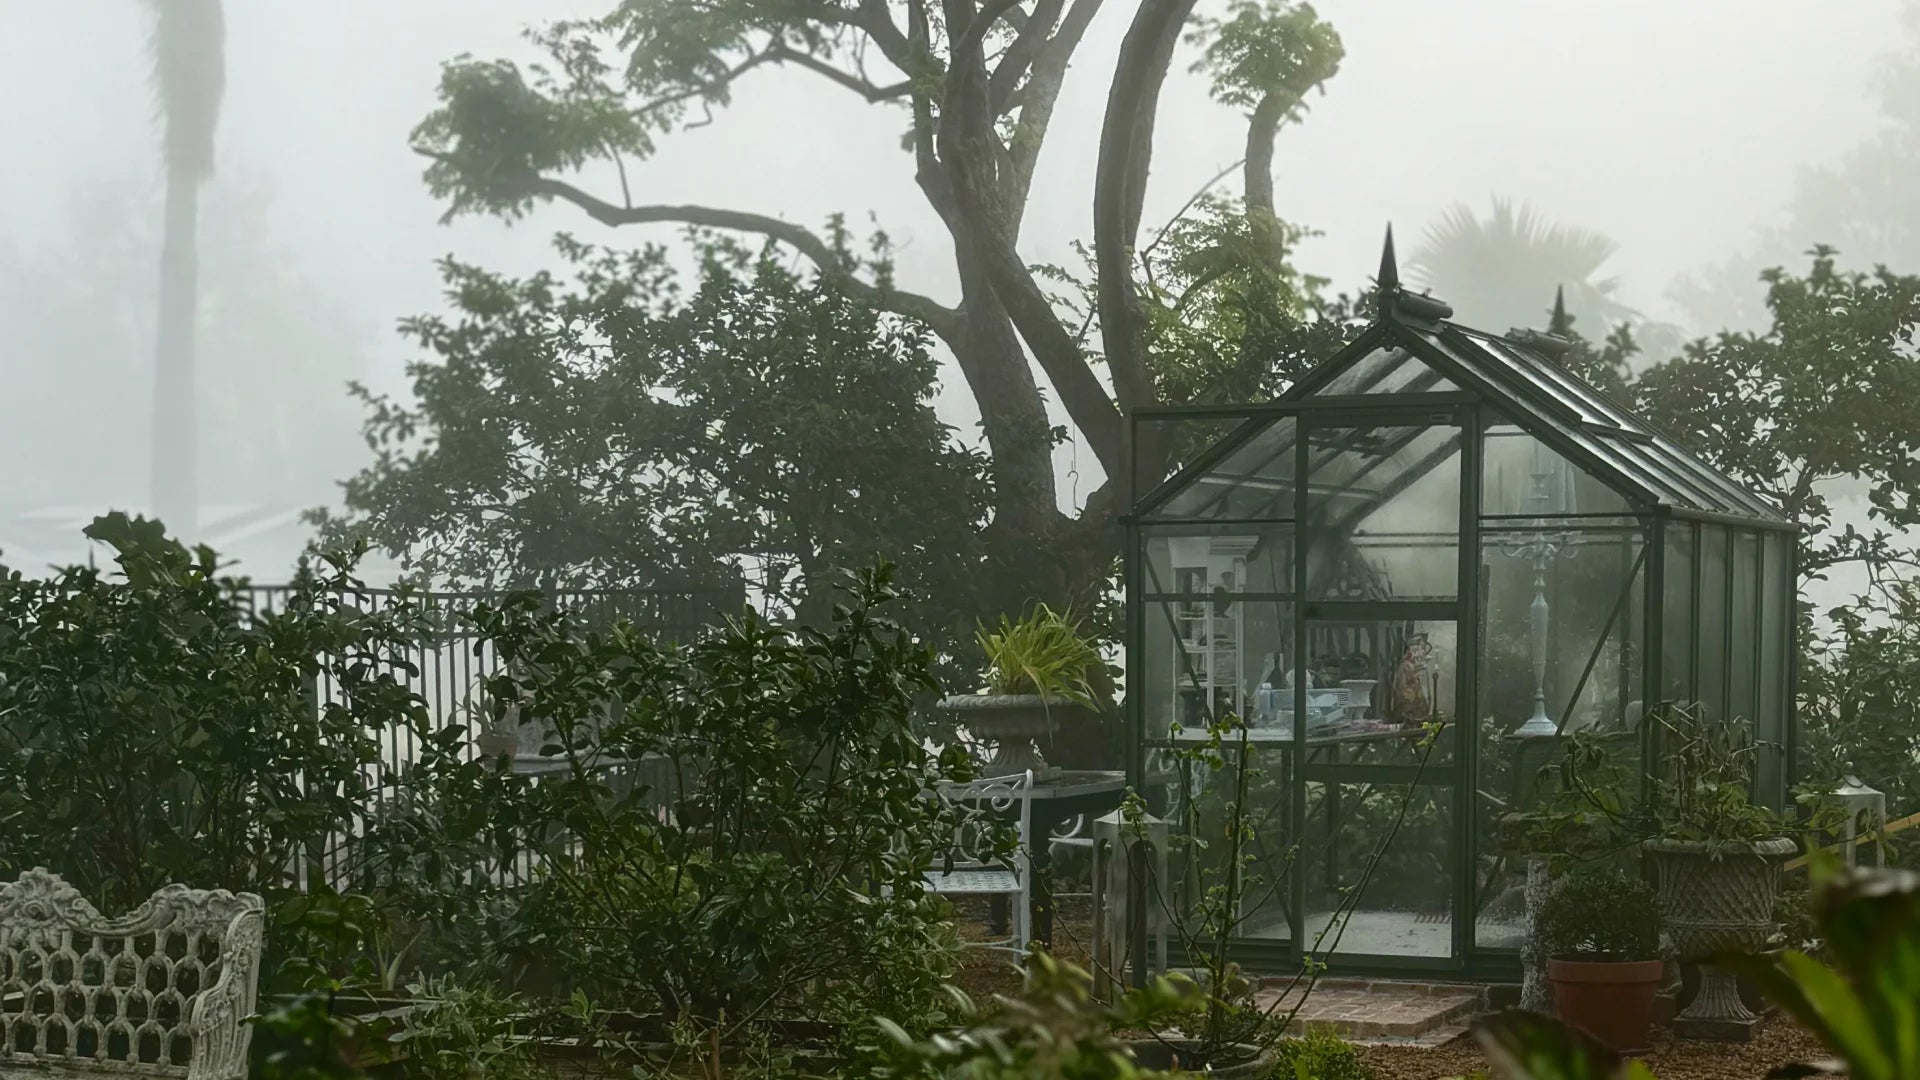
left=942, top=605, right=1107, bottom=779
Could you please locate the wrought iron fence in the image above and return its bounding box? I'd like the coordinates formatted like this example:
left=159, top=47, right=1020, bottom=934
left=238, top=581, right=741, bottom=892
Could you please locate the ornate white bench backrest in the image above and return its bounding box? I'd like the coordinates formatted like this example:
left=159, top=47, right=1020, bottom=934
left=0, top=868, right=265, bottom=1079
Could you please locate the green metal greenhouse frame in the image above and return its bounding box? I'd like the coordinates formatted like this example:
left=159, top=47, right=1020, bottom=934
left=1120, top=237, right=1798, bottom=981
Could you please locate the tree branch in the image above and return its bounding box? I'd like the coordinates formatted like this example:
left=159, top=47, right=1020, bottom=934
left=422, top=153, right=963, bottom=339
left=1095, top=0, right=1199, bottom=417
left=989, top=0, right=1061, bottom=112
left=767, top=43, right=915, bottom=101
left=1005, top=0, right=1104, bottom=214
left=939, top=0, right=1126, bottom=478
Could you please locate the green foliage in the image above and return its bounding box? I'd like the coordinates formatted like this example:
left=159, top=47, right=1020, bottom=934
left=1470, top=1011, right=1655, bottom=1080
left=321, top=230, right=993, bottom=696
left=1731, top=868, right=1920, bottom=1080
left=468, top=564, right=977, bottom=1069
left=1650, top=704, right=1790, bottom=850
left=0, top=513, right=432, bottom=913
left=976, top=604, right=1104, bottom=706
left=1188, top=1, right=1343, bottom=115
left=1631, top=250, right=1920, bottom=579
left=389, top=977, right=554, bottom=1080
left=867, top=952, right=1197, bottom=1079
left=251, top=992, right=372, bottom=1080
left=1799, top=577, right=1920, bottom=821
left=1471, top=868, right=1920, bottom=1080
left=1532, top=870, right=1661, bottom=964
left=1271, top=1028, right=1372, bottom=1080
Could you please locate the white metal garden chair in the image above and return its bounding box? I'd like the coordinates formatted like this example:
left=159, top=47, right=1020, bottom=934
left=925, top=770, right=1036, bottom=953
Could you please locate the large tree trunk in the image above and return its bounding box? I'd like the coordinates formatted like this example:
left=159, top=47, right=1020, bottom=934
left=151, top=165, right=201, bottom=535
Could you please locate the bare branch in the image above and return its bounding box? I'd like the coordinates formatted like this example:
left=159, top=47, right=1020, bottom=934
left=989, top=0, right=1061, bottom=112
left=1095, top=0, right=1201, bottom=416
left=1005, top=0, right=1104, bottom=211
left=1140, top=156, right=1244, bottom=264
left=420, top=153, right=962, bottom=339
left=631, top=46, right=782, bottom=124
left=767, top=43, right=914, bottom=101
left=938, top=0, right=1125, bottom=477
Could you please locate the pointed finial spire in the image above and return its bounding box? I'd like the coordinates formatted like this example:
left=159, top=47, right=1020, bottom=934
left=1377, top=224, right=1399, bottom=293
left=1547, top=285, right=1573, bottom=337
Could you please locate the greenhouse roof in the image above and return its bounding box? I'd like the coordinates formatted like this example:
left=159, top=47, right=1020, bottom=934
left=1135, top=230, right=1787, bottom=526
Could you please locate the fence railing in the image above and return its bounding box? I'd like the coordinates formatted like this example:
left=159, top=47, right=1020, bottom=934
left=237, top=581, right=741, bottom=892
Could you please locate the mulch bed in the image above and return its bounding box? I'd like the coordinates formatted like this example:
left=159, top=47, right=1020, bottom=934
left=1360, top=1014, right=1835, bottom=1079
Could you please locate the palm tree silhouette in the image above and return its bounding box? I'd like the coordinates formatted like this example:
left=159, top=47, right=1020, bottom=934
left=143, top=0, right=225, bottom=535
left=1408, top=197, right=1637, bottom=337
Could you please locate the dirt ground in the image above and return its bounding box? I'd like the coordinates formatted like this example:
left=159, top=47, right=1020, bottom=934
left=1358, top=1015, right=1834, bottom=1080
left=950, top=899, right=1837, bottom=1078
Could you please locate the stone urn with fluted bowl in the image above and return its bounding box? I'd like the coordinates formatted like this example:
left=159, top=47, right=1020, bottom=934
left=943, top=605, right=1107, bottom=781
left=1642, top=836, right=1795, bottom=1041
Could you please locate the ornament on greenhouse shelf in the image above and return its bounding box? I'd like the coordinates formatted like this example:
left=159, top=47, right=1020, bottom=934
left=1387, top=632, right=1434, bottom=725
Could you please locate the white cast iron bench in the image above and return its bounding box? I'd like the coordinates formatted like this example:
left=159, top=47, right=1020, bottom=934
left=0, top=868, right=265, bottom=1079
left=924, top=771, right=1035, bottom=953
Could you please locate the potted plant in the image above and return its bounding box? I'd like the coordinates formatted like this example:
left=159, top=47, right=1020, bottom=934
left=1639, top=704, right=1797, bottom=1041
left=941, top=604, right=1105, bottom=779
left=1534, top=868, right=1666, bottom=1054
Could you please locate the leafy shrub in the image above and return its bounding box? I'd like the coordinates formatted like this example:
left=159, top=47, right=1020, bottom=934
left=470, top=565, right=982, bottom=1071
left=391, top=977, right=552, bottom=1080
left=0, top=514, right=433, bottom=911
left=1473, top=867, right=1920, bottom=1079
left=1533, top=870, right=1661, bottom=963
left=1271, top=1027, right=1373, bottom=1080
left=977, top=603, right=1103, bottom=705
left=867, top=951, right=1195, bottom=1079
left=1650, top=704, right=1789, bottom=849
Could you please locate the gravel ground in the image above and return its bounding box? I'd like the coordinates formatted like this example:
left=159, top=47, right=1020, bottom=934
left=1359, top=1015, right=1835, bottom=1079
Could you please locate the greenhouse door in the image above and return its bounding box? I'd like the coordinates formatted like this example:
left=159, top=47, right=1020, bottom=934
left=1288, top=404, right=1473, bottom=973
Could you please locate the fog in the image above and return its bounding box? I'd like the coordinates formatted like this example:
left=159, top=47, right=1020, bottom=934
left=0, top=0, right=1906, bottom=582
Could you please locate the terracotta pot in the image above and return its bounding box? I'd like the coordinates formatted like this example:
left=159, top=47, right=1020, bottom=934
left=1547, top=957, right=1664, bottom=1054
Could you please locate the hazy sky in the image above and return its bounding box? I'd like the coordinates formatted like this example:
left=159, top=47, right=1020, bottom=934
left=0, top=0, right=1905, bottom=574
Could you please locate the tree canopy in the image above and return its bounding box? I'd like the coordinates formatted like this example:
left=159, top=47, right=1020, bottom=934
left=319, top=230, right=994, bottom=685
left=406, top=0, right=1347, bottom=614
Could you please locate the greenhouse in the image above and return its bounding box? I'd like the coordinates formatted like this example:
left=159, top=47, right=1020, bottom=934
left=1121, top=238, right=1798, bottom=979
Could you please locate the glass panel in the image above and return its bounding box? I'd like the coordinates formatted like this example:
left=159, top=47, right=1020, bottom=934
left=1139, top=591, right=1296, bottom=743
left=1323, top=345, right=1458, bottom=395
left=1482, top=423, right=1632, bottom=517
left=1645, top=435, right=1782, bottom=520
left=1139, top=525, right=1297, bottom=745
left=1304, top=618, right=1458, bottom=764
left=1755, top=533, right=1790, bottom=807
left=1301, top=782, right=1455, bottom=958
left=1306, top=420, right=1462, bottom=602
left=1132, top=413, right=1261, bottom=513
left=1162, top=741, right=1295, bottom=949
left=1476, top=334, right=1642, bottom=429
left=1582, top=428, right=1720, bottom=507
left=1154, top=417, right=1299, bottom=521
left=1695, top=525, right=1730, bottom=722
left=1729, top=532, right=1759, bottom=728
left=1661, top=524, right=1695, bottom=704
left=1478, top=518, right=1646, bottom=738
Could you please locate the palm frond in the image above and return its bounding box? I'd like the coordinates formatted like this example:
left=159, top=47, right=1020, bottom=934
left=1406, top=196, right=1636, bottom=334
left=142, top=0, right=227, bottom=181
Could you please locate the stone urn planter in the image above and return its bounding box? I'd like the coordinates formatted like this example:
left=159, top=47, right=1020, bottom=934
left=940, top=694, right=1093, bottom=780
left=475, top=730, right=520, bottom=759
left=1642, top=837, right=1796, bottom=1041
left=1124, top=1038, right=1277, bottom=1079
